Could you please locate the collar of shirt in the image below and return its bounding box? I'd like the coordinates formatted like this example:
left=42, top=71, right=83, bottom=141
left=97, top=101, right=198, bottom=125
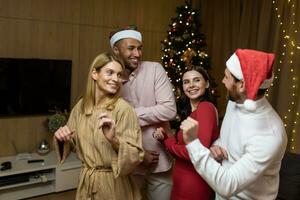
left=128, top=63, right=141, bottom=81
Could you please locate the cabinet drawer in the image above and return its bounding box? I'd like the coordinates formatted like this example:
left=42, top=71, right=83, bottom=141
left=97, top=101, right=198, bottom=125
left=55, top=166, right=81, bottom=192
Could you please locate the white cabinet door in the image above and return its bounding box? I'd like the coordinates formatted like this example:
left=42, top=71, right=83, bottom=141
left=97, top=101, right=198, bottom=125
left=55, top=164, right=81, bottom=192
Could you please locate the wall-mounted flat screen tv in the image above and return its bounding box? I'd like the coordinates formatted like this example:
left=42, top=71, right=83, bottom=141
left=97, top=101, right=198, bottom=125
left=0, top=58, right=72, bottom=117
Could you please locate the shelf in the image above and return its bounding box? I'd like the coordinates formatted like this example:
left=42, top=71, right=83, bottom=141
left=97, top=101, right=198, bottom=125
left=0, top=152, right=57, bottom=177
left=0, top=151, right=81, bottom=200
left=0, top=169, right=55, bottom=190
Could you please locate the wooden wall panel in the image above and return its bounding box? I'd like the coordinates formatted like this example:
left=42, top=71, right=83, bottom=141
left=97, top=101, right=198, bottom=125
left=0, top=116, right=50, bottom=155
left=0, top=0, right=185, bottom=156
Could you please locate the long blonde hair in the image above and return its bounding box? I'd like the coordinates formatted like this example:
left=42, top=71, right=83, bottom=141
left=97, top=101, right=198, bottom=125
left=81, top=52, right=124, bottom=115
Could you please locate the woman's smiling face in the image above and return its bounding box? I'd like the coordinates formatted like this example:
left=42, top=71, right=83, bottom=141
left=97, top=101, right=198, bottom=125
left=182, top=70, right=209, bottom=101
left=92, top=60, right=123, bottom=95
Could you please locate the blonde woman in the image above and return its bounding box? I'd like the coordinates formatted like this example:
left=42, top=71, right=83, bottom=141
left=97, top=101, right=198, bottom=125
left=54, top=52, right=144, bottom=200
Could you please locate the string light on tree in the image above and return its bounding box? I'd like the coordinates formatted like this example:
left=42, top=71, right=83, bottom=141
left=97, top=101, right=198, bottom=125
left=161, top=0, right=216, bottom=99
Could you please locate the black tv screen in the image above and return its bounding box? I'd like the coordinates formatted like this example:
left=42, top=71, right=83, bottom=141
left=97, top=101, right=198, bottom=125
left=0, top=58, right=71, bottom=117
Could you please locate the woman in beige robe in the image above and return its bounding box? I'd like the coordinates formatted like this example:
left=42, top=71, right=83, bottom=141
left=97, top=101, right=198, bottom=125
left=53, top=52, right=144, bottom=200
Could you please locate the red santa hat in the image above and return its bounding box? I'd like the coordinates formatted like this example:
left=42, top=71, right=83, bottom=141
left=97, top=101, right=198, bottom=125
left=226, top=49, right=275, bottom=111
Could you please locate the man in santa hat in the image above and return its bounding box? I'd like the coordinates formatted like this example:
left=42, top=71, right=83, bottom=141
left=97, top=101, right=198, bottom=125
left=181, top=49, right=287, bottom=199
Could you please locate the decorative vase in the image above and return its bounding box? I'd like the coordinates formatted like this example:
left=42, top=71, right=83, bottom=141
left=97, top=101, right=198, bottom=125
left=37, top=139, right=50, bottom=155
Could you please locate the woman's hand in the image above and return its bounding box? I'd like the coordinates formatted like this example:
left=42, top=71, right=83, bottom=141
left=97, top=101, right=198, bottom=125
left=161, top=122, right=174, bottom=138
left=98, top=113, right=119, bottom=150
left=153, top=125, right=174, bottom=142
left=153, top=127, right=165, bottom=141
left=54, top=125, right=74, bottom=142
left=98, top=113, right=116, bottom=142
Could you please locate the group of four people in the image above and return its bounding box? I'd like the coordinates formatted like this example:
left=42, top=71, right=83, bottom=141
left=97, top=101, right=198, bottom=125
left=53, top=25, right=287, bottom=200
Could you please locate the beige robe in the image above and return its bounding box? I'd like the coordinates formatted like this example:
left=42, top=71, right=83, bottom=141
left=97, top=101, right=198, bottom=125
left=53, top=98, right=144, bottom=200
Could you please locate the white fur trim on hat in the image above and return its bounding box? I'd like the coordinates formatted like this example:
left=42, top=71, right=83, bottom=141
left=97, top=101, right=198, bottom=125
left=226, top=53, right=274, bottom=89
left=226, top=53, right=243, bottom=80
left=110, top=30, right=142, bottom=48
left=244, top=99, right=257, bottom=111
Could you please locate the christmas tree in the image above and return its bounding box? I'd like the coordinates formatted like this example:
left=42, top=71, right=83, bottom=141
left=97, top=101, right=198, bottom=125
left=161, top=0, right=214, bottom=99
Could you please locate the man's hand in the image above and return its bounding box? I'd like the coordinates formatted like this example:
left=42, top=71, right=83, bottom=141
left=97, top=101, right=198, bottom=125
left=181, top=117, right=199, bottom=144
left=210, top=145, right=228, bottom=163
left=142, top=150, right=159, bottom=166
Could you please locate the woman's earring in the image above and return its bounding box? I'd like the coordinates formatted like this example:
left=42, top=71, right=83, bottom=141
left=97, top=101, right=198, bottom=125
left=206, top=82, right=210, bottom=89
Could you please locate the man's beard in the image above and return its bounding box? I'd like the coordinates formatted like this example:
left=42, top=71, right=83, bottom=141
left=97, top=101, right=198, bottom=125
left=228, top=94, right=234, bottom=101
left=125, top=61, right=139, bottom=73
left=125, top=64, right=135, bottom=74
left=227, top=91, right=238, bottom=102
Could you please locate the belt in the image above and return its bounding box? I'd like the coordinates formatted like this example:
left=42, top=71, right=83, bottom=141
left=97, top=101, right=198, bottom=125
left=82, top=164, right=113, bottom=200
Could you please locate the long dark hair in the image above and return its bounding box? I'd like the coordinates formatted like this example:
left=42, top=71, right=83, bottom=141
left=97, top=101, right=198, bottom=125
left=177, top=65, right=217, bottom=120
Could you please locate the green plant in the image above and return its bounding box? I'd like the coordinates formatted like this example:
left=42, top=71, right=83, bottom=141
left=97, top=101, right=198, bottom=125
left=47, top=111, right=68, bottom=133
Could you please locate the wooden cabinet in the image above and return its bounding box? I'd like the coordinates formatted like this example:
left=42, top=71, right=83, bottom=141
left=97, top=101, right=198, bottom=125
left=55, top=162, right=81, bottom=192
left=0, top=151, right=81, bottom=200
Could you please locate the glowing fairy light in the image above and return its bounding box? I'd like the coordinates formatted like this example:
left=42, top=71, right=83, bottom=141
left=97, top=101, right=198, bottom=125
left=272, top=0, right=299, bottom=152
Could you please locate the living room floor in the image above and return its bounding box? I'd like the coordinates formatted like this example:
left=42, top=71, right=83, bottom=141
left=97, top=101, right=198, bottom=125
left=27, top=189, right=76, bottom=200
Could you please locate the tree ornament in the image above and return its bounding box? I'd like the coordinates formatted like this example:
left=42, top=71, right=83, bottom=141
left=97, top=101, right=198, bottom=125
left=161, top=0, right=216, bottom=99
left=181, top=48, right=197, bottom=64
